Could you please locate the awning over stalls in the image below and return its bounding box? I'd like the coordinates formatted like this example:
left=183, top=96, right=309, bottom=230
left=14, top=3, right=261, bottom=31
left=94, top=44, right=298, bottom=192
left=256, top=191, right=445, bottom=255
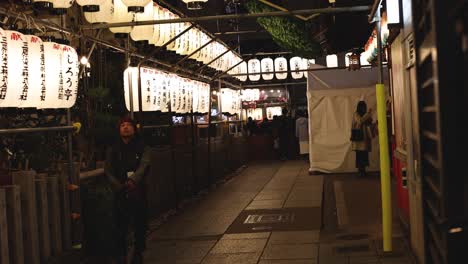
left=306, top=66, right=389, bottom=173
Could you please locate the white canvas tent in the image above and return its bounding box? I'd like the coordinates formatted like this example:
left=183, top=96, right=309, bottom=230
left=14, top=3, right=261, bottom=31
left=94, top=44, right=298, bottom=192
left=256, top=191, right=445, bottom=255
left=307, top=66, right=389, bottom=173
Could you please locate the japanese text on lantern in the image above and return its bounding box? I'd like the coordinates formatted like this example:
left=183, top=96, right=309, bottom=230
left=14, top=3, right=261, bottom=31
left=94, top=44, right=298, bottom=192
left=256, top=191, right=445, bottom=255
left=40, top=43, right=46, bottom=101
left=21, top=40, right=29, bottom=101
left=0, top=36, right=7, bottom=100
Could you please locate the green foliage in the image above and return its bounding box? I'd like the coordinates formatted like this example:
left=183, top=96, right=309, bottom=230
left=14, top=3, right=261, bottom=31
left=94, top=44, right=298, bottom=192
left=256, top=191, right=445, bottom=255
left=245, top=0, right=322, bottom=58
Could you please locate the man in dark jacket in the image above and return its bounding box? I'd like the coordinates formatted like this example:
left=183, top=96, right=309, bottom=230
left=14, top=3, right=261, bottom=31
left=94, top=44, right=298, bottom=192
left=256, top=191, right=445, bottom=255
left=105, top=116, right=151, bottom=264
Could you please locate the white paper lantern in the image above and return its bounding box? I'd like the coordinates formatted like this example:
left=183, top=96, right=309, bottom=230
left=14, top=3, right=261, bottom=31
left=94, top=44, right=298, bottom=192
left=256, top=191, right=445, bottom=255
left=123, top=67, right=139, bottom=111
left=290, top=56, right=303, bottom=79
left=260, top=58, right=274, bottom=80
left=0, top=31, right=29, bottom=108
left=166, top=13, right=179, bottom=51
left=0, top=29, right=11, bottom=107
left=302, top=58, right=315, bottom=79
left=109, top=0, right=134, bottom=35
left=150, top=5, right=164, bottom=46
left=41, top=41, right=63, bottom=109
left=52, top=0, right=75, bottom=10
left=248, top=59, right=261, bottom=81
left=76, top=0, right=105, bottom=12
left=130, top=1, right=154, bottom=42
left=175, top=23, right=190, bottom=55
left=274, top=57, right=288, bottom=80
left=160, top=72, right=170, bottom=112
left=266, top=106, right=282, bottom=119
left=122, top=0, right=152, bottom=12
left=139, top=67, right=156, bottom=111
left=18, top=35, right=44, bottom=108
left=60, top=44, right=79, bottom=108
left=326, top=54, right=338, bottom=68
left=84, top=0, right=113, bottom=24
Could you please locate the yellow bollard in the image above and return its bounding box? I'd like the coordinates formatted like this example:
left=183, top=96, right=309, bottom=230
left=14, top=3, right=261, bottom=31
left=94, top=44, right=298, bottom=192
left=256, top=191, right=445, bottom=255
left=376, top=83, right=392, bottom=252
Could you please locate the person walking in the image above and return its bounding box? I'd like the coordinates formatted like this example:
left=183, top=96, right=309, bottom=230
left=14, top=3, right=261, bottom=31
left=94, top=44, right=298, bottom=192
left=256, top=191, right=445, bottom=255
left=105, top=116, right=151, bottom=264
left=350, top=101, right=373, bottom=177
left=295, top=110, right=309, bottom=160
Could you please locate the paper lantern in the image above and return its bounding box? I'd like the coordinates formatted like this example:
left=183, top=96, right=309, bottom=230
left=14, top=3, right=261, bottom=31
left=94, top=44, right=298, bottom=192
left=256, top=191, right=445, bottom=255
left=0, top=31, right=29, bottom=108
left=166, top=13, right=179, bottom=51
left=122, top=0, right=152, bottom=12
left=326, top=54, right=338, bottom=68
left=150, top=5, right=165, bottom=46
left=175, top=23, right=190, bottom=55
left=0, top=29, right=12, bottom=107
left=123, top=67, right=139, bottom=111
left=248, top=59, right=261, bottom=81
left=290, top=56, right=303, bottom=79
left=159, top=72, right=170, bottom=112
left=260, top=58, right=274, bottom=81
left=302, top=58, right=315, bottom=79
left=139, top=67, right=155, bottom=111
left=109, top=0, right=134, bottom=35
left=84, top=0, right=113, bottom=24
left=274, top=57, right=288, bottom=80
left=41, top=41, right=63, bottom=109
left=130, top=1, right=154, bottom=42
left=20, top=35, right=45, bottom=108
left=60, top=44, right=79, bottom=108
left=266, top=107, right=282, bottom=119
left=182, top=0, right=208, bottom=10
left=76, top=0, right=105, bottom=12
left=52, top=0, right=75, bottom=13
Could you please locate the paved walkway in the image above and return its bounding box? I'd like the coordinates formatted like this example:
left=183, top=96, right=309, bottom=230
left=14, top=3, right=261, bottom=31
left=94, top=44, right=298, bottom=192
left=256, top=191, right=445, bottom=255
left=143, top=161, right=416, bottom=264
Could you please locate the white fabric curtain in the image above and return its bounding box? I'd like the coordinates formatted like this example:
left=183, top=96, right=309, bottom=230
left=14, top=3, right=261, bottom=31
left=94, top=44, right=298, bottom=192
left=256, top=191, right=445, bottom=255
left=306, top=67, right=388, bottom=173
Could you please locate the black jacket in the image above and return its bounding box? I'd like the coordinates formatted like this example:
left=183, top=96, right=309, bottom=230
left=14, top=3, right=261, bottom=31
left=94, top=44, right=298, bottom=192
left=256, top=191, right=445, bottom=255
left=104, top=136, right=151, bottom=190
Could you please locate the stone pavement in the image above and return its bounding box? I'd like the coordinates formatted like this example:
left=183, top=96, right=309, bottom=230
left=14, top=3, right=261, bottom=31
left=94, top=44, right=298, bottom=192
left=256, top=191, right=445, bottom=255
left=143, top=161, right=416, bottom=264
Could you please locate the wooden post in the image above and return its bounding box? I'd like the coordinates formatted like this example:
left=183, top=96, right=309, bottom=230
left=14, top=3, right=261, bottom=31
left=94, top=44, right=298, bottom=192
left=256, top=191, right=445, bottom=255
left=35, top=179, right=51, bottom=262
left=5, top=185, right=24, bottom=264
left=55, top=163, right=72, bottom=251
left=46, top=177, right=62, bottom=255
left=0, top=188, right=10, bottom=264
left=11, top=170, right=40, bottom=264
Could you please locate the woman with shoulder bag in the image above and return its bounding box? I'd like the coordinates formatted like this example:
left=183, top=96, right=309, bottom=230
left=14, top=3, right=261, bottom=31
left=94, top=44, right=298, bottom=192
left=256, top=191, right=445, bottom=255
left=350, top=101, right=373, bottom=177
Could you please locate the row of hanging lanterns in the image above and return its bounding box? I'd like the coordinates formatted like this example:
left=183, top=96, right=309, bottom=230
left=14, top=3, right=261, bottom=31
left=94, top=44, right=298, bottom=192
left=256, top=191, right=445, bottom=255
left=240, top=57, right=316, bottom=82
left=77, top=0, right=243, bottom=78
left=219, top=88, right=242, bottom=115
left=123, top=67, right=210, bottom=114
left=0, top=28, right=79, bottom=109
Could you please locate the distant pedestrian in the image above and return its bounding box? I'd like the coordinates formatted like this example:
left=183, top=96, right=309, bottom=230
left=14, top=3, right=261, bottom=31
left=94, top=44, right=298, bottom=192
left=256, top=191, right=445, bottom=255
left=296, top=110, right=309, bottom=159
left=246, top=117, right=258, bottom=136
left=350, top=101, right=373, bottom=177
left=105, top=116, right=151, bottom=264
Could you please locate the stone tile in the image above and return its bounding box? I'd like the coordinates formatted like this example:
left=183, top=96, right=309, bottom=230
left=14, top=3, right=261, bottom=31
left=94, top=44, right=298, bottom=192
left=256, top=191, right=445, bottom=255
left=287, top=191, right=322, bottom=201
left=261, top=244, right=319, bottom=260
left=283, top=200, right=322, bottom=208
left=258, top=260, right=317, bottom=264
left=318, top=243, right=348, bottom=264
left=202, top=252, right=261, bottom=264
left=210, top=239, right=268, bottom=254
left=246, top=200, right=284, bottom=210
left=269, top=231, right=320, bottom=244
left=255, top=192, right=290, bottom=201
left=221, top=232, right=271, bottom=240
left=379, top=256, right=413, bottom=264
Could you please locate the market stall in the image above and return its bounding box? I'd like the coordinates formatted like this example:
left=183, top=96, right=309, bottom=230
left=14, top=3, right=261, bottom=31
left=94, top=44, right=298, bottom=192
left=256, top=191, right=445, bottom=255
left=307, top=65, right=389, bottom=173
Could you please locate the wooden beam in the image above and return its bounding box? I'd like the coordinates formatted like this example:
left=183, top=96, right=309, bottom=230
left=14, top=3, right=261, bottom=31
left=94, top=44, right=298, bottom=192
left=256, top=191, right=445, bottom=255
left=0, top=188, right=9, bottom=264
left=46, top=177, right=62, bottom=256
left=35, top=179, right=51, bottom=262
left=12, top=170, right=40, bottom=264
left=5, top=185, right=24, bottom=264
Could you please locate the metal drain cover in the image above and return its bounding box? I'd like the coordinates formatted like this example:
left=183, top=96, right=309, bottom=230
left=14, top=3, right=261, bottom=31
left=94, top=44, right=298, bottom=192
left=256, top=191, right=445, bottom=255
left=244, top=213, right=293, bottom=224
